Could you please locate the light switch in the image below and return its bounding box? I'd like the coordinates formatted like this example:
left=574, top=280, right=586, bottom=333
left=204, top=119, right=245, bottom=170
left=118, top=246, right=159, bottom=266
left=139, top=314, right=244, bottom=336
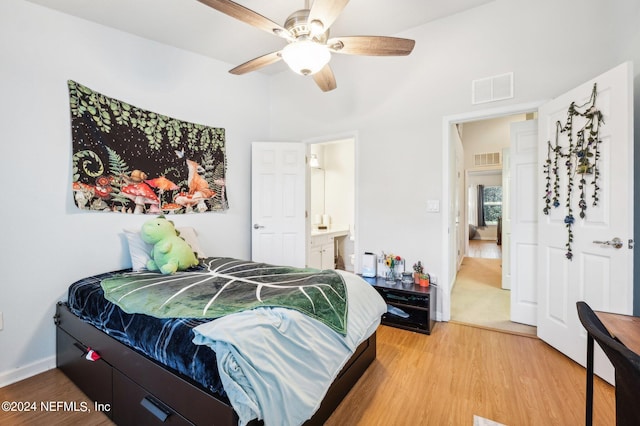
left=427, top=200, right=440, bottom=212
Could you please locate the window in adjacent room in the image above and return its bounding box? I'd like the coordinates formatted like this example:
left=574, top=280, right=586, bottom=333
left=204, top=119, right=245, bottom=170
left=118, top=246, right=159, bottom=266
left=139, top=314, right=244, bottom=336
left=482, top=185, right=502, bottom=225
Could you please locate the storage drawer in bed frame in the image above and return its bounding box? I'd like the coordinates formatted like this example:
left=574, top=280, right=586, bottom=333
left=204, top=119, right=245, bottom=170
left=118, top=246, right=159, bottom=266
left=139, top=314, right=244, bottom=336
left=54, top=302, right=377, bottom=426
left=113, top=370, right=194, bottom=425
left=56, top=327, right=113, bottom=417
left=55, top=302, right=236, bottom=425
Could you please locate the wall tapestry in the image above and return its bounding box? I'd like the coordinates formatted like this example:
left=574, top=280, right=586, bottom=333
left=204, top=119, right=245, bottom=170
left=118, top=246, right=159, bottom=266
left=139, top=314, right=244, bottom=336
left=68, top=80, right=228, bottom=214
left=542, top=83, right=602, bottom=260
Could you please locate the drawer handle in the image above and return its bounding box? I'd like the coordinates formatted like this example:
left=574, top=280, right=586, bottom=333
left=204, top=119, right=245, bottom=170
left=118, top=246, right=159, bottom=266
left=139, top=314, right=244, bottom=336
left=72, top=342, right=101, bottom=361
left=140, top=396, right=171, bottom=422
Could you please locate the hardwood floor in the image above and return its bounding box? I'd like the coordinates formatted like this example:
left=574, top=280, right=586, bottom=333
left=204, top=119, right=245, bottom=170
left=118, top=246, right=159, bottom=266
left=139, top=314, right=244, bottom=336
left=0, top=323, right=614, bottom=426
left=326, top=324, right=614, bottom=425
left=0, top=368, right=113, bottom=426
left=468, top=239, right=502, bottom=259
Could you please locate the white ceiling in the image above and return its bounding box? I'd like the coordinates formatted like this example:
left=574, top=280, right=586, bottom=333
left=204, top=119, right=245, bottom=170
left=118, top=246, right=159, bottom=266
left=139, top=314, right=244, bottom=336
left=25, top=0, right=494, bottom=74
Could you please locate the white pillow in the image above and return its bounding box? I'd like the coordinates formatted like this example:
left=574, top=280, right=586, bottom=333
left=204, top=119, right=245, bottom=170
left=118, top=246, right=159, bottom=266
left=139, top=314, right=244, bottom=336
left=124, top=226, right=207, bottom=271
left=176, top=227, right=207, bottom=258
left=124, top=229, right=153, bottom=271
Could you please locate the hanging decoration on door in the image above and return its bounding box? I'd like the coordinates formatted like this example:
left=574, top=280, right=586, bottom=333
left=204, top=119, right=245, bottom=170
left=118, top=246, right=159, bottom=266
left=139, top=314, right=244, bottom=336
left=68, top=80, right=228, bottom=214
left=542, top=83, right=603, bottom=260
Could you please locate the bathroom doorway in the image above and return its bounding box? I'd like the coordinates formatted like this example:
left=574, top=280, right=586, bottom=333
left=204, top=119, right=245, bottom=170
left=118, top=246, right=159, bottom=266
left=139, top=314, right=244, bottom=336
left=307, top=137, right=356, bottom=272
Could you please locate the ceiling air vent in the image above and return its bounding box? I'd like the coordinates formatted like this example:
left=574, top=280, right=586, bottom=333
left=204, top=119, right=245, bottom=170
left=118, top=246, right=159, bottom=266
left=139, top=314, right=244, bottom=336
left=474, top=152, right=501, bottom=167
left=472, top=72, right=514, bottom=104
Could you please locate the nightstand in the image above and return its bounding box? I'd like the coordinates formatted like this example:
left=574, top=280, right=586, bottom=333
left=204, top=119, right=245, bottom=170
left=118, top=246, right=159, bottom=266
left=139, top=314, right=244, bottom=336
left=362, top=276, right=436, bottom=334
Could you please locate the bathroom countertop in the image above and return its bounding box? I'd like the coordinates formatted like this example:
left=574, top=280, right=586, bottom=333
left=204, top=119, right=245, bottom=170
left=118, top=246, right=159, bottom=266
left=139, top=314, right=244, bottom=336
left=311, top=227, right=350, bottom=237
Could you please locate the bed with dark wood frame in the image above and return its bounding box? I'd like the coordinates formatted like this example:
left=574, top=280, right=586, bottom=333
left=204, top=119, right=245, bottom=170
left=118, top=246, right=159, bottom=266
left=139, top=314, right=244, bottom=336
left=55, top=301, right=376, bottom=425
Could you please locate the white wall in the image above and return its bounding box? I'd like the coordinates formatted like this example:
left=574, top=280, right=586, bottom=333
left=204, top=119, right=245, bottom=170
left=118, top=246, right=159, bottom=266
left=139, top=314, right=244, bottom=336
left=0, top=0, right=269, bottom=385
left=268, top=0, right=640, bottom=306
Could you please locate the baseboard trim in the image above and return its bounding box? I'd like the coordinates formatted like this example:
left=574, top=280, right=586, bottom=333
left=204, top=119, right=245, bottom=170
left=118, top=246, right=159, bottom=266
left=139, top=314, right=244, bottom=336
left=449, top=320, right=538, bottom=339
left=0, top=356, right=56, bottom=388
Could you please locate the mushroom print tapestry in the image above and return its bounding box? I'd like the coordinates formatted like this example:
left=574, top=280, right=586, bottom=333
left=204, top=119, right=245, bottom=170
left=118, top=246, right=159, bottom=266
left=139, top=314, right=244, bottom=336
left=68, top=80, right=228, bottom=214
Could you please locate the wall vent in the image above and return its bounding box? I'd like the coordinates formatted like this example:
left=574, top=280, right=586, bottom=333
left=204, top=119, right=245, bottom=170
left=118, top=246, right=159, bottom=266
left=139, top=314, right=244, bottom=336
left=474, top=152, right=501, bottom=167
left=472, top=72, right=514, bottom=104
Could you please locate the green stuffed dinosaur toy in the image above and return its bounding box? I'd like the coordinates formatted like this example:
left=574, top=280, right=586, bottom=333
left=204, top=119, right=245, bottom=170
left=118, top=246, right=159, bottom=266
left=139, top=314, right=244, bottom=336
left=141, top=216, right=199, bottom=274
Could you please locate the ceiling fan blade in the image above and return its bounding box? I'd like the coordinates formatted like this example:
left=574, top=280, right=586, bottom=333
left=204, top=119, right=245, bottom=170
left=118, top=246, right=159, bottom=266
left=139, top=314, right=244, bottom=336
left=312, top=65, right=337, bottom=92
left=198, top=0, right=289, bottom=38
left=308, top=0, right=350, bottom=33
left=229, top=51, right=282, bottom=75
left=328, top=36, right=415, bottom=56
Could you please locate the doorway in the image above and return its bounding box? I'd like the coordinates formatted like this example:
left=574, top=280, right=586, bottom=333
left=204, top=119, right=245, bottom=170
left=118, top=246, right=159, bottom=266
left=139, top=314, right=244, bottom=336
left=449, top=115, right=536, bottom=335
left=306, top=136, right=356, bottom=272
left=440, top=101, right=544, bottom=322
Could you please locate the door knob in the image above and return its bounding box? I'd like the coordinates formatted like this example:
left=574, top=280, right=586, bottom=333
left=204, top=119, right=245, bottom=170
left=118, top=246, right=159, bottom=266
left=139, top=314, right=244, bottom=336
left=253, top=224, right=265, bottom=229
left=592, top=237, right=623, bottom=249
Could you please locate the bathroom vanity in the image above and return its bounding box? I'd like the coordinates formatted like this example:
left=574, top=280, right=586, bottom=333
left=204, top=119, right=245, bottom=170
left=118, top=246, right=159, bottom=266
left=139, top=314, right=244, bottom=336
left=309, top=228, right=349, bottom=270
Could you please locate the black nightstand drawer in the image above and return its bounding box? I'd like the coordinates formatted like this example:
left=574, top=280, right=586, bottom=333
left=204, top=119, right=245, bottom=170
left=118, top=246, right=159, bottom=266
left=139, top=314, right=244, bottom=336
left=362, top=276, right=437, bottom=334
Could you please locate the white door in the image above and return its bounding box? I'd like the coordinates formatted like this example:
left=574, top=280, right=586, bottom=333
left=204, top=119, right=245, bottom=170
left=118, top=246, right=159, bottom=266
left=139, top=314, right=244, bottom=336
left=455, top=143, right=465, bottom=270
left=509, top=120, right=539, bottom=325
left=537, top=62, right=634, bottom=383
left=251, top=142, right=306, bottom=267
left=501, top=148, right=511, bottom=290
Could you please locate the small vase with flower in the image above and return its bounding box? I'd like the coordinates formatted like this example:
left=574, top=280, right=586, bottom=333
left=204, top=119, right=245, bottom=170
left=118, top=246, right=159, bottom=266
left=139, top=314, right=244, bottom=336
left=384, top=253, right=402, bottom=282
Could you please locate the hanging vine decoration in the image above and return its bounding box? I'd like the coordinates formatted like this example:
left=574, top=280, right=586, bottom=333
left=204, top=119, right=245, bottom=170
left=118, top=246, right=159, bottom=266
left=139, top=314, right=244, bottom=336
left=542, top=83, right=604, bottom=260
left=542, top=122, right=562, bottom=214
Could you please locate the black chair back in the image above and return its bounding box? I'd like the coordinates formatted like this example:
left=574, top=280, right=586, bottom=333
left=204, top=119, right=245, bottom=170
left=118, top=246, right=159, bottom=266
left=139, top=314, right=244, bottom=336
left=576, top=301, right=640, bottom=426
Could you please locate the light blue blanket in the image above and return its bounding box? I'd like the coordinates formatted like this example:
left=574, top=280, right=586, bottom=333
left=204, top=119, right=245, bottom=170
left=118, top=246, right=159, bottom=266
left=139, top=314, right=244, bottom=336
left=192, top=270, right=386, bottom=426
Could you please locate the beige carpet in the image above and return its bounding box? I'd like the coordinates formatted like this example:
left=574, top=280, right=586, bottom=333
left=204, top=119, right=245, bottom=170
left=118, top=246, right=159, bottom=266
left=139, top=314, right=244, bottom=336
left=451, top=257, right=537, bottom=337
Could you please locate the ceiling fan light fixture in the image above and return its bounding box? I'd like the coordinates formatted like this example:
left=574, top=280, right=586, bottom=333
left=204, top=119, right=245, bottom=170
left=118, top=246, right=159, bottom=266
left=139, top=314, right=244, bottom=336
left=309, top=19, right=325, bottom=36
left=281, top=40, right=331, bottom=76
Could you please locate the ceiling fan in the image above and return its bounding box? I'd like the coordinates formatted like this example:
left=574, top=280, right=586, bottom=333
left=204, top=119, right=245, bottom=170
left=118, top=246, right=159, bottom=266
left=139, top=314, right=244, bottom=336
left=197, top=0, right=416, bottom=92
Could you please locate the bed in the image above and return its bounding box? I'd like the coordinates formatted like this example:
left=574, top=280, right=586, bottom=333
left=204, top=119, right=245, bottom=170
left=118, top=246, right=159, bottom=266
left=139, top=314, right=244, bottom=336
left=55, top=255, right=386, bottom=426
